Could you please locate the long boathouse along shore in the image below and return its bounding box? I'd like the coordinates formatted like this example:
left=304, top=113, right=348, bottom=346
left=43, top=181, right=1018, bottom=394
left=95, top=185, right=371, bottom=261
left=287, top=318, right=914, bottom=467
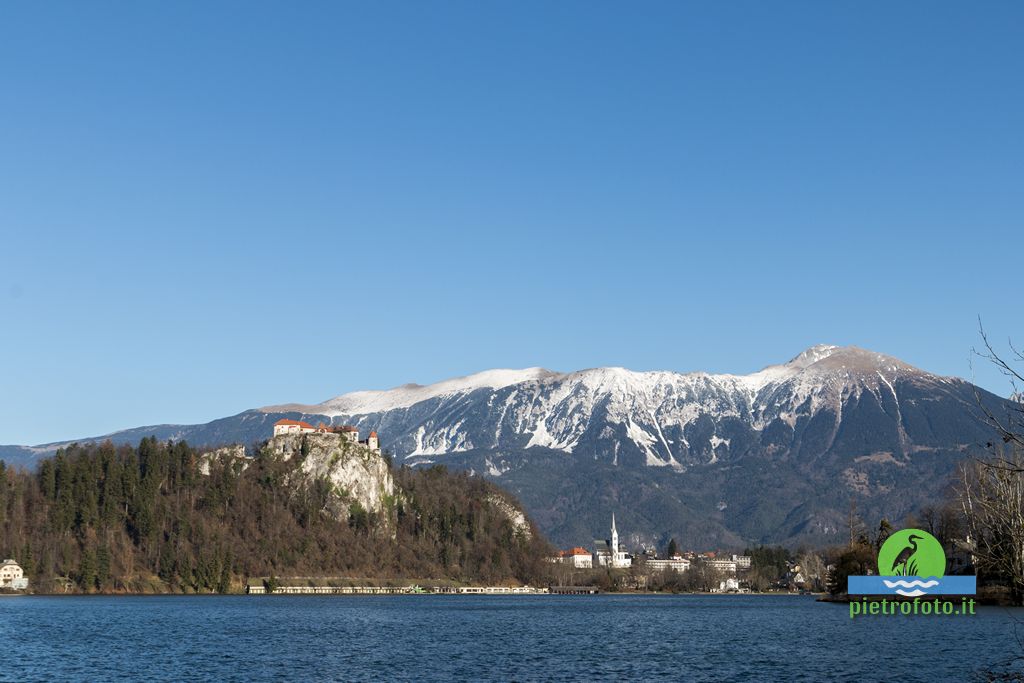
left=246, top=579, right=551, bottom=595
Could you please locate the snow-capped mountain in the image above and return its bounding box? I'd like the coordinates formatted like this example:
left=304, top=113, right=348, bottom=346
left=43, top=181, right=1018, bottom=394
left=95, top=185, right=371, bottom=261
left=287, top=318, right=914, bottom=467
left=1, top=345, right=1009, bottom=547
left=260, top=344, right=987, bottom=471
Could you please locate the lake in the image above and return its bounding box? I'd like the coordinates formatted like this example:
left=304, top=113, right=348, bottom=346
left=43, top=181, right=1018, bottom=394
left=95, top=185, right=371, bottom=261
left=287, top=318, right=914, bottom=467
left=2, top=594, right=1022, bottom=681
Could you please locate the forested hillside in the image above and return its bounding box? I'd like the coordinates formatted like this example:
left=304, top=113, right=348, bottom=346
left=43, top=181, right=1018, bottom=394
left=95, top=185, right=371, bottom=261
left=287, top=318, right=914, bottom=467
left=0, top=438, right=553, bottom=592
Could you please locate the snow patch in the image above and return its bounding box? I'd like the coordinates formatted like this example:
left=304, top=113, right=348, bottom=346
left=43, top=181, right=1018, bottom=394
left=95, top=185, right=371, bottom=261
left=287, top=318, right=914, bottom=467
left=267, top=367, right=557, bottom=416
left=625, top=420, right=665, bottom=466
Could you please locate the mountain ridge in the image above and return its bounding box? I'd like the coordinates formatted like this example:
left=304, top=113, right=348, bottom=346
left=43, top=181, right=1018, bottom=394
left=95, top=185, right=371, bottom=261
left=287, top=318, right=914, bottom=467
left=259, top=344, right=924, bottom=419
left=1, top=344, right=1008, bottom=547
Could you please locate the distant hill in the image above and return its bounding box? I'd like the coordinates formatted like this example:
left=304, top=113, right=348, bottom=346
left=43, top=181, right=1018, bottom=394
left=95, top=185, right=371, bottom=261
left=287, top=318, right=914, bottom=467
left=1, top=445, right=47, bottom=469
left=3, top=345, right=1009, bottom=548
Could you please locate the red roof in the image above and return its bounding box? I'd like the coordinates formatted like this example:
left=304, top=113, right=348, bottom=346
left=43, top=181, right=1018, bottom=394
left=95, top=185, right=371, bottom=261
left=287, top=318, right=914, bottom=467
left=340, top=426, right=358, bottom=433
left=369, top=431, right=378, bottom=438
left=275, top=418, right=314, bottom=429
left=560, top=547, right=590, bottom=557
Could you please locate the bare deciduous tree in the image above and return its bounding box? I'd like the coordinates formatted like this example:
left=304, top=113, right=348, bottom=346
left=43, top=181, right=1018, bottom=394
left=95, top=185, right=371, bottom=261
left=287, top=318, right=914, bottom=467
left=958, top=452, right=1024, bottom=605
left=916, top=503, right=964, bottom=546
left=796, top=551, right=827, bottom=592
left=973, top=323, right=1024, bottom=470
left=961, top=325, right=1024, bottom=605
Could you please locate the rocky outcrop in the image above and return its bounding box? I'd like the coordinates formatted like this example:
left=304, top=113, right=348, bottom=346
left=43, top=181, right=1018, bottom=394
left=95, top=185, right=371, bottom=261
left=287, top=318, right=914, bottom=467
left=267, top=432, right=394, bottom=516
left=198, top=444, right=249, bottom=475
left=487, top=493, right=533, bottom=540
left=198, top=436, right=541, bottom=540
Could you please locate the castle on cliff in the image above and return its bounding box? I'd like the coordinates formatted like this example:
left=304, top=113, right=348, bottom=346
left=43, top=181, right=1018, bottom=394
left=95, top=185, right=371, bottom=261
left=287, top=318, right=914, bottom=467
left=273, top=419, right=380, bottom=452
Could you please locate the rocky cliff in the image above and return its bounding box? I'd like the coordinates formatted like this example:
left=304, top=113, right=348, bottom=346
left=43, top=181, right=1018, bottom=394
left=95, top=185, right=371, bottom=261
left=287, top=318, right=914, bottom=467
left=265, top=432, right=395, bottom=516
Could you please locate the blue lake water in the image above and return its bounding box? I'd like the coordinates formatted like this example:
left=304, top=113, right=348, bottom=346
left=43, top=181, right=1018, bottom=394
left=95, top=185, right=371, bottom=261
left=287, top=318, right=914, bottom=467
left=2, top=594, right=1022, bottom=681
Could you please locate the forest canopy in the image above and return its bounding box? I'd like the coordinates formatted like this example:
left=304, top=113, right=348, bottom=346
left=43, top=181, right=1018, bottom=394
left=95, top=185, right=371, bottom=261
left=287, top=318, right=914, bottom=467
left=0, top=438, right=553, bottom=593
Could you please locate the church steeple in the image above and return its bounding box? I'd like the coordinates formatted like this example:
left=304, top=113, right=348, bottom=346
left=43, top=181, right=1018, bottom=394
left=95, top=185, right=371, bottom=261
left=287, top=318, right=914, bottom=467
left=610, top=513, right=619, bottom=554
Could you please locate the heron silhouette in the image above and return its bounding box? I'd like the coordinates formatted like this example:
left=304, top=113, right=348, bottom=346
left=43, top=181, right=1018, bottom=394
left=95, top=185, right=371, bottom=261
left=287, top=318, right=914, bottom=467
left=891, top=534, right=923, bottom=576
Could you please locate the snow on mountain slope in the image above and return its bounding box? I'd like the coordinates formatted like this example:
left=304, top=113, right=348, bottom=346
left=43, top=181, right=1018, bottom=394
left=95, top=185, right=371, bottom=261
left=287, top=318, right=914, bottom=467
left=264, top=368, right=559, bottom=415
left=12, top=344, right=990, bottom=481
left=255, top=345, right=979, bottom=469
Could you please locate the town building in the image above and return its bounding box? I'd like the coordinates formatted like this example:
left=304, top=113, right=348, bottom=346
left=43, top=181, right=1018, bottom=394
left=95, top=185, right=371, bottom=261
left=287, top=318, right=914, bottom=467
left=703, top=557, right=738, bottom=574
left=594, top=514, right=631, bottom=569
left=732, top=554, right=752, bottom=571
left=646, top=557, right=690, bottom=573
left=717, top=577, right=741, bottom=592
left=552, top=547, right=594, bottom=569
left=0, top=559, right=27, bottom=590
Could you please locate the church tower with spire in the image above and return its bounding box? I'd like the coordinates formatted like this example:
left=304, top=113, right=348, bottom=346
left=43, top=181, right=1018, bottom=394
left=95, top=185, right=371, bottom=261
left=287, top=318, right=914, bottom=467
left=593, top=511, right=632, bottom=569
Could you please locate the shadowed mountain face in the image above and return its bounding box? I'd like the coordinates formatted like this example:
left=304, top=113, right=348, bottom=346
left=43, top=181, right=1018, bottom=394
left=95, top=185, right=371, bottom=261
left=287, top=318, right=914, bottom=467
left=2, top=345, right=1010, bottom=548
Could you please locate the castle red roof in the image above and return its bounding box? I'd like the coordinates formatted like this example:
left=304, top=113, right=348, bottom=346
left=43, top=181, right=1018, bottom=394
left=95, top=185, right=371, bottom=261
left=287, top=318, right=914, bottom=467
left=274, top=418, right=314, bottom=429
left=340, top=426, right=358, bottom=433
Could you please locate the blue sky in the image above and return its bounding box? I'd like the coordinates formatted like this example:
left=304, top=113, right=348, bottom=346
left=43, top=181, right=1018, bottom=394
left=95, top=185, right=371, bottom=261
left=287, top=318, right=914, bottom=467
left=2, top=2, right=1022, bottom=445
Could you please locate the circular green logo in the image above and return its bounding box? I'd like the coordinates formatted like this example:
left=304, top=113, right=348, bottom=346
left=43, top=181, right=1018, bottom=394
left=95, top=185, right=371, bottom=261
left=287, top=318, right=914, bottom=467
left=877, top=528, right=945, bottom=578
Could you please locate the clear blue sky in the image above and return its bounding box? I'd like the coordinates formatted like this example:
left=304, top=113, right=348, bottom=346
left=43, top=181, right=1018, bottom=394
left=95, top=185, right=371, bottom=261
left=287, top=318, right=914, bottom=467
left=1, top=2, right=1022, bottom=445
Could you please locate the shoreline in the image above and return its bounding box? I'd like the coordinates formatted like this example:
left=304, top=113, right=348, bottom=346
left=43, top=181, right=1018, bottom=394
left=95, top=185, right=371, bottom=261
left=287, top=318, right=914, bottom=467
left=12, top=589, right=823, bottom=598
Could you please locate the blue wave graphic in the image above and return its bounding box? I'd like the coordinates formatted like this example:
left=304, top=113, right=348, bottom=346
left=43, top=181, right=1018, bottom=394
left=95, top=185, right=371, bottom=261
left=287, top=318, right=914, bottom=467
left=881, top=579, right=939, bottom=588
left=881, top=579, right=939, bottom=596
left=847, top=576, right=975, bottom=596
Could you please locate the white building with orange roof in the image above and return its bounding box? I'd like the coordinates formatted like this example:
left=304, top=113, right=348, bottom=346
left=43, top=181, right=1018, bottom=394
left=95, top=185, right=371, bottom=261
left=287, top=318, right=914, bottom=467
left=559, top=547, right=593, bottom=569
left=272, top=420, right=381, bottom=453
left=359, top=431, right=380, bottom=453
left=273, top=418, right=316, bottom=436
